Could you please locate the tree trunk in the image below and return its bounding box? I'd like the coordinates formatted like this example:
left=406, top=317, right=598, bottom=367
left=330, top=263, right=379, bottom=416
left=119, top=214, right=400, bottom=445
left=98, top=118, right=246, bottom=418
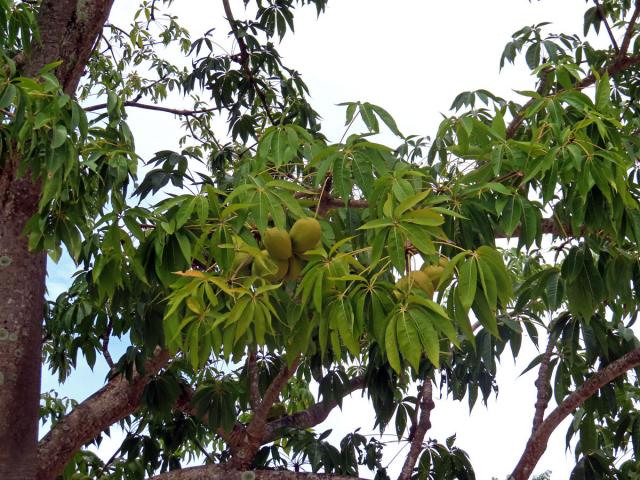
left=0, top=153, right=46, bottom=480
left=0, top=1, right=115, bottom=478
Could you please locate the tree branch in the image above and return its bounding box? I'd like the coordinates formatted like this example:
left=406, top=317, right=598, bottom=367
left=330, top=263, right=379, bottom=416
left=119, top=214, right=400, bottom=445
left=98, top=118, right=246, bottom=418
left=510, top=347, right=640, bottom=480
left=84, top=101, right=219, bottom=116
left=397, top=379, right=434, bottom=480
left=148, top=465, right=365, bottom=480
left=37, top=349, right=171, bottom=480
left=594, top=0, right=620, bottom=53
left=221, top=0, right=276, bottom=124
left=248, top=349, right=261, bottom=410
left=263, top=376, right=366, bottom=443
left=531, top=333, right=557, bottom=433
left=618, top=0, right=640, bottom=58
left=228, top=356, right=302, bottom=469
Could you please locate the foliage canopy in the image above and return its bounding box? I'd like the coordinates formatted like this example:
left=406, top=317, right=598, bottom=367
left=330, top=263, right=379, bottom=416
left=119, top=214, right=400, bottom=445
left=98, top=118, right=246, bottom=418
left=4, top=1, right=640, bottom=479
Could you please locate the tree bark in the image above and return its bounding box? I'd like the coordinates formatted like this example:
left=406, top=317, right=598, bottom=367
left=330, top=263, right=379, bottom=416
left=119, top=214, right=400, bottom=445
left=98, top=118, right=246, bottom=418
left=397, top=380, right=434, bottom=480
left=510, top=347, right=640, bottom=480
left=149, top=465, right=365, bottom=480
left=37, top=350, right=170, bottom=480
left=0, top=1, right=114, bottom=478
left=0, top=151, right=47, bottom=480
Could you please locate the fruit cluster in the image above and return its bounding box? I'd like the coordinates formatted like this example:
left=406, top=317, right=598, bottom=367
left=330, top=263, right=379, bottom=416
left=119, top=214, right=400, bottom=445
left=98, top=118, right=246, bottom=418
left=232, top=217, right=322, bottom=282
left=394, top=257, right=449, bottom=298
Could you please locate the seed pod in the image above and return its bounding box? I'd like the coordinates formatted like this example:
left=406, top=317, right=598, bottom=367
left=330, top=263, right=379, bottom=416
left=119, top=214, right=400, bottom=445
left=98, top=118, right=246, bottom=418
left=289, top=217, right=321, bottom=254
left=263, top=228, right=292, bottom=260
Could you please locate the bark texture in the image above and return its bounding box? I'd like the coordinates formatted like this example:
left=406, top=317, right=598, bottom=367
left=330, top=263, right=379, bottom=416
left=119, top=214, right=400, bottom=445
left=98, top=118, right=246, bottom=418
left=37, top=350, right=170, bottom=480
left=510, top=347, right=640, bottom=480
left=0, top=151, right=47, bottom=480
left=397, top=380, right=434, bottom=480
left=0, top=1, right=114, bottom=478
left=149, top=465, right=365, bottom=480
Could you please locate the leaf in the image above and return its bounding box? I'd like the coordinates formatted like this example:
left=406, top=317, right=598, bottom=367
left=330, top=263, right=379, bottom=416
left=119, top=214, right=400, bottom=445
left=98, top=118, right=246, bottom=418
left=51, top=124, right=67, bottom=149
left=457, top=258, right=477, bottom=311
left=0, top=83, right=16, bottom=109
left=385, top=315, right=401, bottom=373
left=396, top=310, right=422, bottom=371
left=333, top=154, right=351, bottom=202
left=370, top=103, right=403, bottom=137
left=401, top=208, right=444, bottom=226
left=408, top=309, right=439, bottom=367
left=501, top=196, right=522, bottom=236
left=388, top=226, right=406, bottom=273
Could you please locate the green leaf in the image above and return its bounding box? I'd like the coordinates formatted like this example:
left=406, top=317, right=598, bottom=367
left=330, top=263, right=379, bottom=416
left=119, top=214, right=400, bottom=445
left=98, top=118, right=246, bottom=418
left=457, top=258, right=477, bottom=311
left=385, top=315, right=401, bottom=373
left=472, top=293, right=499, bottom=337
left=401, top=208, right=444, bottom=226
left=0, top=83, right=16, bottom=109
left=388, top=226, right=406, bottom=273
left=396, top=310, right=422, bottom=371
left=51, top=124, right=67, bottom=149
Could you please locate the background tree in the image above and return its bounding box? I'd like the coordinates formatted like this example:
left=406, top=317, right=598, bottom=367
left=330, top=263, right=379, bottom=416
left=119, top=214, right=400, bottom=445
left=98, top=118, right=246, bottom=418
left=3, top=1, right=640, bottom=479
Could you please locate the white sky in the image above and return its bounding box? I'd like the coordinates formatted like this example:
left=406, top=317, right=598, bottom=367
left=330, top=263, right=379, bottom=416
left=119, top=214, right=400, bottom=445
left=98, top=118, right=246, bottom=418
left=43, top=1, right=606, bottom=479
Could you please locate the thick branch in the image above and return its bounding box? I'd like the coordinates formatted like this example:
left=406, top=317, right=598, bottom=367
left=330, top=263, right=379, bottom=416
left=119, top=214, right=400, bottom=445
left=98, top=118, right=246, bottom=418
left=37, top=349, right=171, bottom=480
left=228, top=356, right=301, bottom=469
left=510, top=347, right=640, bottom=480
left=248, top=349, right=261, bottom=410
left=263, top=376, right=366, bottom=443
left=25, top=0, right=117, bottom=94
left=397, top=380, right=434, bottom=480
left=149, top=465, right=365, bottom=480
left=531, top=334, right=557, bottom=433
left=618, top=0, right=640, bottom=58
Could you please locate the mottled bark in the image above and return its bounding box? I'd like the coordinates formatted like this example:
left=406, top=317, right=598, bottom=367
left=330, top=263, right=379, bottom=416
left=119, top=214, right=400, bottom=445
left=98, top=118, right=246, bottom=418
left=531, top=334, right=556, bottom=433
left=397, top=380, right=434, bottom=480
left=0, top=151, right=47, bottom=480
left=0, top=1, right=115, bottom=478
left=263, top=376, right=366, bottom=443
left=149, top=465, right=364, bottom=480
left=510, top=347, right=640, bottom=480
left=227, top=356, right=301, bottom=469
left=23, top=0, right=116, bottom=94
left=37, top=350, right=170, bottom=480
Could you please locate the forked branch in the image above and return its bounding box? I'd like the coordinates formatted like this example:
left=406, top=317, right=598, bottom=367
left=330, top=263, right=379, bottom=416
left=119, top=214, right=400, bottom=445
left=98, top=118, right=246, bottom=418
left=510, top=347, right=640, bottom=480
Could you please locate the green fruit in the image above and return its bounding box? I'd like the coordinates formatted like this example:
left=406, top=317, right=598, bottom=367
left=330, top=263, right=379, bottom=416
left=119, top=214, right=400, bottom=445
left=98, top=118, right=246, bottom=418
left=289, top=217, right=321, bottom=254
left=421, top=257, right=450, bottom=290
left=263, top=228, right=292, bottom=260
left=252, top=250, right=278, bottom=278
left=395, top=270, right=434, bottom=297
left=271, top=257, right=289, bottom=281
left=231, top=251, right=253, bottom=276
left=252, top=250, right=287, bottom=282
left=285, top=255, right=303, bottom=280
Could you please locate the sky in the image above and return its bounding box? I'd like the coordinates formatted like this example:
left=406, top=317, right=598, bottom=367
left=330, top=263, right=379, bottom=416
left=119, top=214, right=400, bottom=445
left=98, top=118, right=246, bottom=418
left=43, top=1, right=603, bottom=479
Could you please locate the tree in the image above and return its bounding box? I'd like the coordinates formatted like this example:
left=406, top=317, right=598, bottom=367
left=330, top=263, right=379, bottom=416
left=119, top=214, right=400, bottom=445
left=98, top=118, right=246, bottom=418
left=3, top=0, right=640, bottom=479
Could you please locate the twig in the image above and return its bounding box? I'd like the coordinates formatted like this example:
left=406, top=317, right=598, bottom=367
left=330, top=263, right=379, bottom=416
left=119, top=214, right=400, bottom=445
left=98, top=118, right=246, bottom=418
left=84, top=100, right=219, bottom=116
left=221, top=0, right=276, bottom=124
left=594, top=0, right=620, bottom=53
left=101, top=319, right=115, bottom=370
left=397, top=379, right=434, bottom=480
left=510, top=347, right=640, bottom=480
